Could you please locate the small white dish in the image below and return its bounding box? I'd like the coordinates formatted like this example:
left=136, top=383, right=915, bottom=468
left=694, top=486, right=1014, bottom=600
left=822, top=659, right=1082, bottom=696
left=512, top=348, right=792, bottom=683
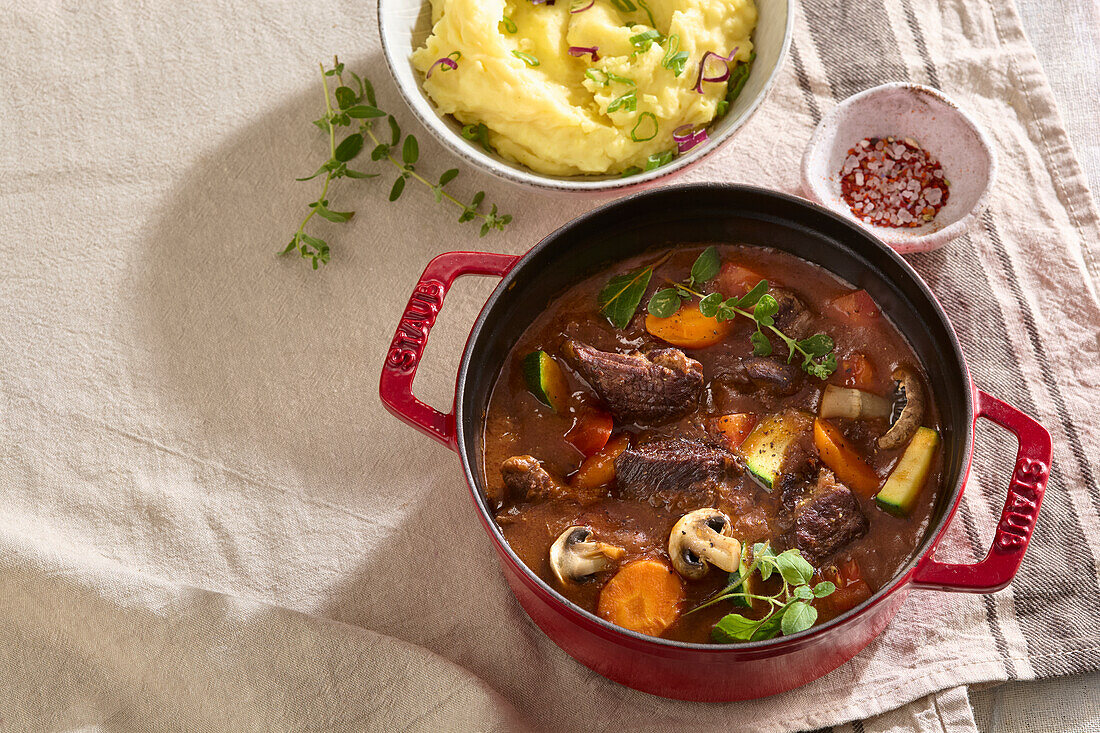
left=378, top=0, right=792, bottom=194
left=800, top=83, right=996, bottom=253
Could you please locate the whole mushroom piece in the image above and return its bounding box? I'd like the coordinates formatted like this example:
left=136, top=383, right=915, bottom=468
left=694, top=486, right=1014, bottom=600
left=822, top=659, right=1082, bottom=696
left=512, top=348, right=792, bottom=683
left=668, top=508, right=742, bottom=580
left=549, top=526, right=626, bottom=585
left=878, top=367, right=925, bottom=450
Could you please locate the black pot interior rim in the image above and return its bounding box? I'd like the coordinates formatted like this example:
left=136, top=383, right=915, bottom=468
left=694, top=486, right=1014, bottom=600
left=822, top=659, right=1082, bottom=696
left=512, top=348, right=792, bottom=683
left=454, top=182, right=976, bottom=652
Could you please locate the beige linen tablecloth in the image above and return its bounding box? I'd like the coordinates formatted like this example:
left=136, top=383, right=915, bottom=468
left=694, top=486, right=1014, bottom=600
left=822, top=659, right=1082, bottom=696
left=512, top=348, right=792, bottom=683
left=2, top=0, right=1098, bottom=731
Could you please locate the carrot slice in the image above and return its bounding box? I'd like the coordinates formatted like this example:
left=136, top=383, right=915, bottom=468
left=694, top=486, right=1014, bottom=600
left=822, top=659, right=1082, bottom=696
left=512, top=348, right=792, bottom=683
left=597, top=559, right=684, bottom=637
left=813, top=418, right=881, bottom=497
left=828, top=290, right=880, bottom=321
left=565, top=410, right=614, bottom=457
left=821, top=559, right=872, bottom=615
left=707, top=413, right=757, bottom=449
left=571, top=433, right=630, bottom=489
left=717, top=262, right=767, bottom=297
left=839, top=353, right=876, bottom=391
left=645, top=302, right=732, bottom=349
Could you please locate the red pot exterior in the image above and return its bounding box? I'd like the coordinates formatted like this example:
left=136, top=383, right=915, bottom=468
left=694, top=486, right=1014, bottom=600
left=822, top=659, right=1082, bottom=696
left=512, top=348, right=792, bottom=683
left=380, top=186, right=1052, bottom=701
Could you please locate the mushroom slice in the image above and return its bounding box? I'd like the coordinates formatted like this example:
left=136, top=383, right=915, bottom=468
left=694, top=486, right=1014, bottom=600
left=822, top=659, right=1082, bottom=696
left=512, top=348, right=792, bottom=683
left=549, top=526, right=626, bottom=585
left=878, top=367, right=925, bottom=450
left=668, top=508, right=742, bottom=580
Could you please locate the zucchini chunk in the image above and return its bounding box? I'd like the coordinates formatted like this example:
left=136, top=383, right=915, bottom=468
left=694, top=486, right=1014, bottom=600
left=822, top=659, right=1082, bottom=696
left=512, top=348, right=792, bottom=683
left=522, top=351, right=569, bottom=412
left=875, top=427, right=940, bottom=516
left=738, top=411, right=811, bottom=490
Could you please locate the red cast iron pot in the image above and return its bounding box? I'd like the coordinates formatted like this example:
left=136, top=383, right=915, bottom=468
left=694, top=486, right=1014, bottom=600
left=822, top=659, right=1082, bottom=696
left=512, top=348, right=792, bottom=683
left=380, top=184, right=1051, bottom=701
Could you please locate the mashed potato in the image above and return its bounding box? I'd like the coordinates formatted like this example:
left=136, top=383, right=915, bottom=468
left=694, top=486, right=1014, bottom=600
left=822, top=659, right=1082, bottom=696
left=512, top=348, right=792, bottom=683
left=411, top=0, right=756, bottom=176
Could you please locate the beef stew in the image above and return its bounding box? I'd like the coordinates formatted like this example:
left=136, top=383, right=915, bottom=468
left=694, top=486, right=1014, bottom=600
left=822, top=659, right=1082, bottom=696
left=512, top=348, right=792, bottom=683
left=481, top=244, right=942, bottom=644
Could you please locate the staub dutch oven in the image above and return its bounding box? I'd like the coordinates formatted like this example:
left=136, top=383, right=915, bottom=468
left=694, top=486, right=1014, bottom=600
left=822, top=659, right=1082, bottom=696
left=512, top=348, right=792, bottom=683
left=380, top=185, right=1050, bottom=701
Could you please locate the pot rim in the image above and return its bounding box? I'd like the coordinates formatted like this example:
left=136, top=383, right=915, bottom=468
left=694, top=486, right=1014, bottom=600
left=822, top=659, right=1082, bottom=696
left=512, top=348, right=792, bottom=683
left=454, top=182, right=976, bottom=651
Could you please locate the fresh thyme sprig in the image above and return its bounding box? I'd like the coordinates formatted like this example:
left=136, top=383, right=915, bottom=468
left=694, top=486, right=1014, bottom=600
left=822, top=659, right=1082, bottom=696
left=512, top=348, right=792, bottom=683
left=283, top=57, right=511, bottom=269
left=689, top=543, right=836, bottom=642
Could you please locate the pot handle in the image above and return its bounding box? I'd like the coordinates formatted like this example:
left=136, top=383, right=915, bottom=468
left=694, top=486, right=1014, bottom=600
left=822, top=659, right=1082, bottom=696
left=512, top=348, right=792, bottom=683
left=911, top=390, right=1051, bottom=593
left=379, top=251, right=519, bottom=451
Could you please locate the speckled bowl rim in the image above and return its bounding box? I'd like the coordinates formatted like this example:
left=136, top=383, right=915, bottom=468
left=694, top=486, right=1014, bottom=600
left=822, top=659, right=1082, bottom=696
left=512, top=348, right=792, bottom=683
left=800, top=82, right=998, bottom=252
left=378, top=0, right=793, bottom=194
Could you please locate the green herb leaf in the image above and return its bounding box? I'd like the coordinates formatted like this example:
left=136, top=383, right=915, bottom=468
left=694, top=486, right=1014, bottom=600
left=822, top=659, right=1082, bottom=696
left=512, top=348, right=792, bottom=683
left=296, top=163, right=332, bottom=182
left=794, top=584, right=814, bottom=600
left=599, top=267, right=654, bottom=329
left=781, top=601, right=818, bottom=636
left=734, top=279, right=769, bottom=308
left=752, top=293, right=778, bottom=327
left=797, top=334, right=834, bottom=357
left=813, top=581, right=837, bottom=598
left=334, top=133, right=364, bottom=162
left=439, top=168, right=459, bottom=186
left=630, top=112, right=658, bottom=142
left=344, top=169, right=378, bottom=179
left=647, top=288, right=681, bottom=318
left=750, top=611, right=785, bottom=641
left=512, top=50, right=540, bottom=67
left=775, top=549, right=814, bottom=587
left=753, top=542, right=776, bottom=581
left=388, top=115, right=401, bottom=146
left=314, top=206, right=354, bottom=223
left=402, top=134, right=419, bottom=165
left=371, top=143, right=390, bottom=161
left=750, top=330, right=772, bottom=356
left=334, top=86, right=356, bottom=109
left=699, top=292, right=723, bottom=317
left=711, top=613, right=759, bottom=643
left=346, top=105, right=386, bottom=118
left=389, top=176, right=406, bottom=201
left=690, top=246, right=720, bottom=285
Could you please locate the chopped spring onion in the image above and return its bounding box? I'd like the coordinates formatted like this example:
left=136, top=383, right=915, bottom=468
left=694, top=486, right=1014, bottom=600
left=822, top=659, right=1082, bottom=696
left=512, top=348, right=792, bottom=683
left=425, top=52, right=460, bottom=79
left=645, top=149, right=675, bottom=170
left=630, top=29, right=663, bottom=53
left=585, top=68, right=609, bottom=86
left=693, top=47, right=740, bottom=93
left=501, top=15, right=517, bottom=33
left=570, top=0, right=595, bottom=12
left=661, top=34, right=688, bottom=76
left=637, top=0, right=657, bottom=27
left=631, top=112, right=658, bottom=142
left=512, top=50, right=541, bottom=67
left=461, top=122, right=492, bottom=153
left=620, top=166, right=643, bottom=177
left=609, top=0, right=637, bottom=10
left=568, top=46, right=600, bottom=61
left=672, top=123, right=708, bottom=153
left=607, top=89, right=637, bottom=113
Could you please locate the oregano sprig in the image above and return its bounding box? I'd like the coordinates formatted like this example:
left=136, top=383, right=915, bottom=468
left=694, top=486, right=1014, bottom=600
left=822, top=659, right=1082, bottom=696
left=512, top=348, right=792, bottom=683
left=689, top=543, right=837, bottom=642
left=283, top=57, right=511, bottom=269
left=645, top=247, right=837, bottom=379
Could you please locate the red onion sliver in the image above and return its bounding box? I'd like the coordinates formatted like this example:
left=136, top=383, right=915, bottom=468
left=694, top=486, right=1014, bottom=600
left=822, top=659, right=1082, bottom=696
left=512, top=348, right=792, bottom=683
left=426, top=56, right=458, bottom=79
left=570, top=0, right=595, bottom=12
left=568, top=46, right=600, bottom=61
left=692, top=47, right=739, bottom=93
left=673, top=123, right=708, bottom=152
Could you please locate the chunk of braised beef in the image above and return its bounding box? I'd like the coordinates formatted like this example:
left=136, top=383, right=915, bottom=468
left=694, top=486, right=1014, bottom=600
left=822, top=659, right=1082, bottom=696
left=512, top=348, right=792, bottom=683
left=501, top=456, right=601, bottom=505
left=771, top=288, right=814, bottom=337
left=563, top=341, right=704, bottom=424
left=614, top=437, right=739, bottom=499
left=794, top=469, right=869, bottom=566
left=742, top=356, right=805, bottom=396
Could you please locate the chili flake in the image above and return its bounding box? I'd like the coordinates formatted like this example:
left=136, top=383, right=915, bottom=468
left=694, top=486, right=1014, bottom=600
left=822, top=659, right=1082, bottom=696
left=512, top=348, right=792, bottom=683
left=839, top=136, right=949, bottom=228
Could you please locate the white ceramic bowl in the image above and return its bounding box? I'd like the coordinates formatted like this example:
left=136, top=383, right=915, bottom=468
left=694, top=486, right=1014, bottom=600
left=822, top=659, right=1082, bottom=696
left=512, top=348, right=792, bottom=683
left=378, top=0, right=792, bottom=193
left=800, top=83, right=996, bottom=253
